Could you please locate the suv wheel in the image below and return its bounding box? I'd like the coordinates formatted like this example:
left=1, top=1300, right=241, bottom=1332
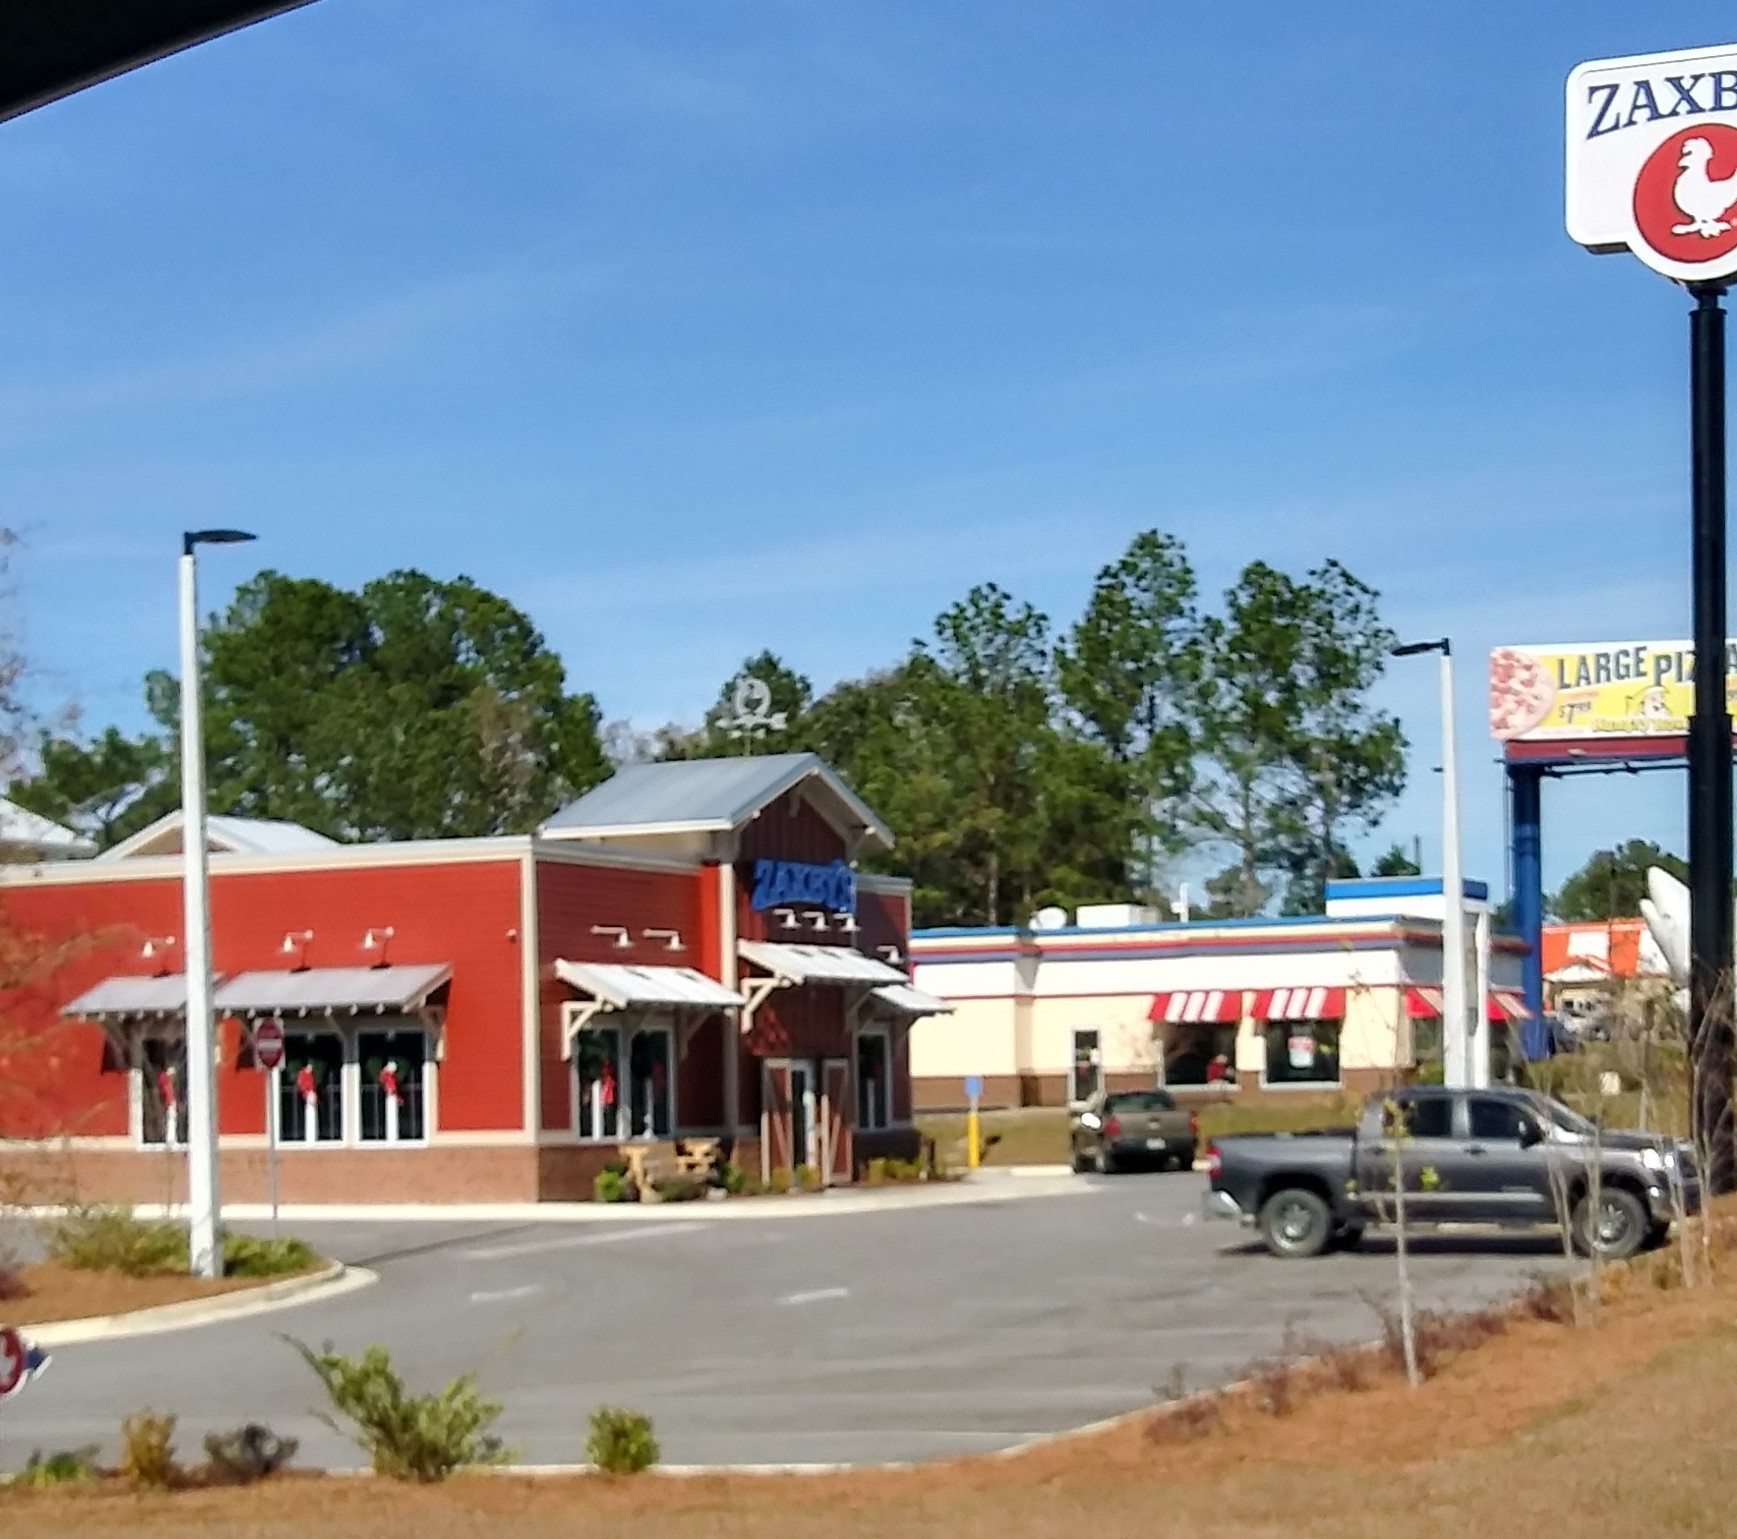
left=1093, top=1146, right=1117, bottom=1176
left=1571, top=1187, right=1648, bottom=1261
left=1258, top=1187, right=1332, bottom=1259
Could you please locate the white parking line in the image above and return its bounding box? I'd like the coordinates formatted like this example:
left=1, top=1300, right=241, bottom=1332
left=778, top=1286, right=850, bottom=1306
left=469, top=1284, right=544, bottom=1304
left=463, top=1222, right=705, bottom=1260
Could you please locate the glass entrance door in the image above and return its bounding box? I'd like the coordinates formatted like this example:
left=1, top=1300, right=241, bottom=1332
left=789, top=1061, right=818, bottom=1171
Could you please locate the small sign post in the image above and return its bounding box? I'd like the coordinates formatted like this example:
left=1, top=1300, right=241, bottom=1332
left=254, top=1018, right=285, bottom=1236
left=964, top=1075, right=983, bottom=1169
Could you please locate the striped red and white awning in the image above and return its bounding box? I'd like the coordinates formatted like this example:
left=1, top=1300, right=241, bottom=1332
left=1254, top=986, right=1346, bottom=1022
left=1488, top=987, right=1533, bottom=1023
left=1404, top=985, right=1444, bottom=1018
left=1149, top=989, right=1240, bottom=1025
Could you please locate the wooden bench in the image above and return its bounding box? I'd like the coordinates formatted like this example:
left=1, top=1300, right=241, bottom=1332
left=622, top=1138, right=722, bottom=1200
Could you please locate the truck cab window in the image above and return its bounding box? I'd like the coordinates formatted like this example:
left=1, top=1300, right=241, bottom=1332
left=1469, top=1098, right=1529, bottom=1142
left=1396, top=1096, right=1452, bottom=1139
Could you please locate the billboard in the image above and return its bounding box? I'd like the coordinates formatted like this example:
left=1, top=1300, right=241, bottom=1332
left=1567, top=43, right=1737, bottom=284
left=1489, top=640, right=1737, bottom=744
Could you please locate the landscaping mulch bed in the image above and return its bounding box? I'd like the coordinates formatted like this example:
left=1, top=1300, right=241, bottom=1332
left=0, top=1261, right=309, bottom=1328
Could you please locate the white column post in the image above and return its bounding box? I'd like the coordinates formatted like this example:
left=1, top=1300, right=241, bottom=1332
left=1439, top=645, right=1470, bottom=1090
left=178, top=547, right=221, bottom=1278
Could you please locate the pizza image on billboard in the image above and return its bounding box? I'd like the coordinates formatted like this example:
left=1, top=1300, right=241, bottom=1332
left=1488, top=649, right=1557, bottom=741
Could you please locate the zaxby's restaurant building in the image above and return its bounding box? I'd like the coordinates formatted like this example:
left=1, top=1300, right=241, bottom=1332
left=0, top=755, right=940, bottom=1204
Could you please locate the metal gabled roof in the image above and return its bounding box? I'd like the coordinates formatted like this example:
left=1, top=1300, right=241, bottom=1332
left=214, top=963, right=451, bottom=1018
left=869, top=983, right=953, bottom=1017
left=554, top=960, right=743, bottom=1011
left=97, top=810, right=339, bottom=862
left=738, top=940, right=908, bottom=988
left=541, top=753, right=892, bottom=851
left=61, top=973, right=191, bottom=1020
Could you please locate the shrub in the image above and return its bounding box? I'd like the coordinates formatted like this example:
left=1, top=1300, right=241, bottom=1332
left=586, top=1407, right=659, bottom=1474
left=288, top=1338, right=508, bottom=1482
left=119, top=1410, right=180, bottom=1488
left=223, top=1233, right=316, bottom=1278
left=13, top=1448, right=98, bottom=1487
left=1144, top=1396, right=1222, bottom=1443
left=43, top=1206, right=187, bottom=1277
left=767, top=1166, right=793, bottom=1195
left=794, top=1163, right=822, bottom=1193
left=717, top=1161, right=750, bottom=1195
left=653, top=1177, right=704, bottom=1203
left=1249, top=1356, right=1297, bottom=1416
left=0, top=1251, right=26, bottom=1302
left=203, top=1423, right=299, bottom=1484
left=593, top=1169, right=629, bottom=1204
left=1315, top=1341, right=1378, bottom=1393
left=863, top=1158, right=889, bottom=1186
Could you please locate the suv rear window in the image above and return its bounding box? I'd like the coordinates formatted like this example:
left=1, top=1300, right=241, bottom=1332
left=1106, top=1091, right=1178, bottom=1112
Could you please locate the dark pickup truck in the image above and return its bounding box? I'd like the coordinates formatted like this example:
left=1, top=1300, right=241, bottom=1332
left=1205, top=1086, right=1696, bottom=1260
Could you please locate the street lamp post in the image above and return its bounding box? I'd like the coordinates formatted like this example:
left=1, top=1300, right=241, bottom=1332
left=1393, top=638, right=1473, bottom=1089
left=180, top=528, right=256, bottom=1279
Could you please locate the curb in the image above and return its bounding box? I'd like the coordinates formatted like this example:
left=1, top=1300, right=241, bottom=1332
left=29, top=1260, right=378, bottom=1348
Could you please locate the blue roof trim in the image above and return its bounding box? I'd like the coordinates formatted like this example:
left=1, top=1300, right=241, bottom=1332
left=915, top=912, right=1434, bottom=941
left=1326, top=877, right=1490, bottom=902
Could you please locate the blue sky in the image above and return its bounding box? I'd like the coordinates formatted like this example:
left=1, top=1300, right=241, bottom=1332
left=0, top=2, right=1730, bottom=895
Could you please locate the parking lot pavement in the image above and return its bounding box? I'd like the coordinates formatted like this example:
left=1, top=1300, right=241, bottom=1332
left=2, top=1173, right=1570, bottom=1470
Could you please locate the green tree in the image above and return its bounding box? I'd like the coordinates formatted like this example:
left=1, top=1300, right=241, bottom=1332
left=1189, top=560, right=1405, bottom=917
left=144, top=569, right=606, bottom=841
left=1056, top=530, right=1199, bottom=893
left=1553, top=840, right=1688, bottom=922
left=7, top=728, right=174, bottom=850
left=1373, top=842, right=1422, bottom=877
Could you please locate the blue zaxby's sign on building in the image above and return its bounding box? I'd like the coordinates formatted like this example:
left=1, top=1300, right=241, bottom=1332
left=750, top=859, right=856, bottom=915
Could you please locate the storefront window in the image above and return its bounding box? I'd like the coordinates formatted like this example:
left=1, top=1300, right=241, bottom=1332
left=359, top=1029, right=428, bottom=1143
left=139, top=1037, right=189, bottom=1147
left=1410, top=1016, right=1443, bottom=1080
left=626, top=1027, right=672, bottom=1139
left=856, top=1030, right=890, bottom=1130
left=573, top=1027, right=622, bottom=1141
left=1164, top=1024, right=1238, bottom=1087
left=1069, top=1030, right=1101, bottom=1104
left=280, top=1032, right=345, bottom=1143
left=1263, top=1020, right=1341, bottom=1087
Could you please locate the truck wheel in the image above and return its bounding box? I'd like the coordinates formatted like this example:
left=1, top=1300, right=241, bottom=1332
left=1329, top=1223, right=1365, bottom=1252
left=1258, top=1188, right=1333, bottom=1259
left=1093, top=1146, right=1118, bottom=1176
left=1571, top=1188, right=1648, bottom=1261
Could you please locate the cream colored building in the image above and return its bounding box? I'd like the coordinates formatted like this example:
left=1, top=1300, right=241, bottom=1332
left=909, top=879, right=1528, bottom=1109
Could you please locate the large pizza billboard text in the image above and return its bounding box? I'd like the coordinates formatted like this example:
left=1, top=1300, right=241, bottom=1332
left=1568, top=44, right=1737, bottom=283
left=1489, top=641, right=1737, bottom=744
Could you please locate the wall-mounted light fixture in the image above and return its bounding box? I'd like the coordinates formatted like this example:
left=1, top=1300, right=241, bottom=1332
left=807, top=912, right=830, bottom=932
left=642, top=928, right=685, bottom=952
left=280, top=930, right=315, bottom=969
left=772, top=908, right=798, bottom=931
left=835, top=914, right=860, bottom=935
left=590, top=925, right=633, bottom=950
left=141, top=936, right=177, bottom=973
left=877, top=944, right=903, bottom=966
left=362, top=927, right=395, bottom=965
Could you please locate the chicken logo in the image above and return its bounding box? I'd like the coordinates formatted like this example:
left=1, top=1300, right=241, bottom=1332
left=1632, top=124, right=1737, bottom=269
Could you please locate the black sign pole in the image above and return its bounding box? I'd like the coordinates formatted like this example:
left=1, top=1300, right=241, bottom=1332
left=1689, top=282, right=1735, bottom=1195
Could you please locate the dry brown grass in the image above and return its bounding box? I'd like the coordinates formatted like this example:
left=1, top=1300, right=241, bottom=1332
left=0, top=1261, right=272, bottom=1326
left=9, top=1233, right=1737, bottom=1538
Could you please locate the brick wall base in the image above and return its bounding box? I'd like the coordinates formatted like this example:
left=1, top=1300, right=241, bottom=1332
left=0, top=1144, right=543, bottom=1206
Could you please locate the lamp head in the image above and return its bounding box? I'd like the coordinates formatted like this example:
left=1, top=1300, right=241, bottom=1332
left=183, top=529, right=258, bottom=556
left=1391, top=638, right=1451, bottom=658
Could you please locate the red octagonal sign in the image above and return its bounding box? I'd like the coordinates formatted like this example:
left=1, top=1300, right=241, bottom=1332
left=254, top=1019, right=285, bottom=1073
left=0, top=1327, right=24, bottom=1398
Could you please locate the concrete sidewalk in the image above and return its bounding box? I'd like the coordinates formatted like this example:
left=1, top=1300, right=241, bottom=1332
left=117, top=1169, right=1084, bottom=1225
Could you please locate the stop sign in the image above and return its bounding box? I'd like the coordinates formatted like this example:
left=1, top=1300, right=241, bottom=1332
left=254, top=1018, right=285, bottom=1072
left=0, top=1328, right=24, bottom=1397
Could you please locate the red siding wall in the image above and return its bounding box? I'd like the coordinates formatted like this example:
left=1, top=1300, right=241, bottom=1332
left=534, top=856, right=706, bottom=1133
left=0, top=855, right=526, bottom=1142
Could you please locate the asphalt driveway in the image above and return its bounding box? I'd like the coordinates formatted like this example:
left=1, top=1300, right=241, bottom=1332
left=1, top=1173, right=1569, bottom=1468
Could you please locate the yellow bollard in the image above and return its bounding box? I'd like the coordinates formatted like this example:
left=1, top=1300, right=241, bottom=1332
left=967, top=1099, right=981, bottom=1169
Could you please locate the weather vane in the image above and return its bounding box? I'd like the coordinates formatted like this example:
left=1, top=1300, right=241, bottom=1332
left=721, top=675, right=787, bottom=755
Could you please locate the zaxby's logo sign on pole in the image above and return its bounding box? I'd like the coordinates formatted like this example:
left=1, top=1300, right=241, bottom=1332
left=1568, top=45, right=1737, bottom=282
left=1567, top=44, right=1737, bottom=1194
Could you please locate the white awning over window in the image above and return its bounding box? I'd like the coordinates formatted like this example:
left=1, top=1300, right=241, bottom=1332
left=738, top=940, right=908, bottom=988
left=214, top=963, right=452, bottom=1019
left=61, top=974, right=190, bottom=1021
left=869, top=983, right=953, bottom=1018
left=554, top=960, right=743, bottom=1011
